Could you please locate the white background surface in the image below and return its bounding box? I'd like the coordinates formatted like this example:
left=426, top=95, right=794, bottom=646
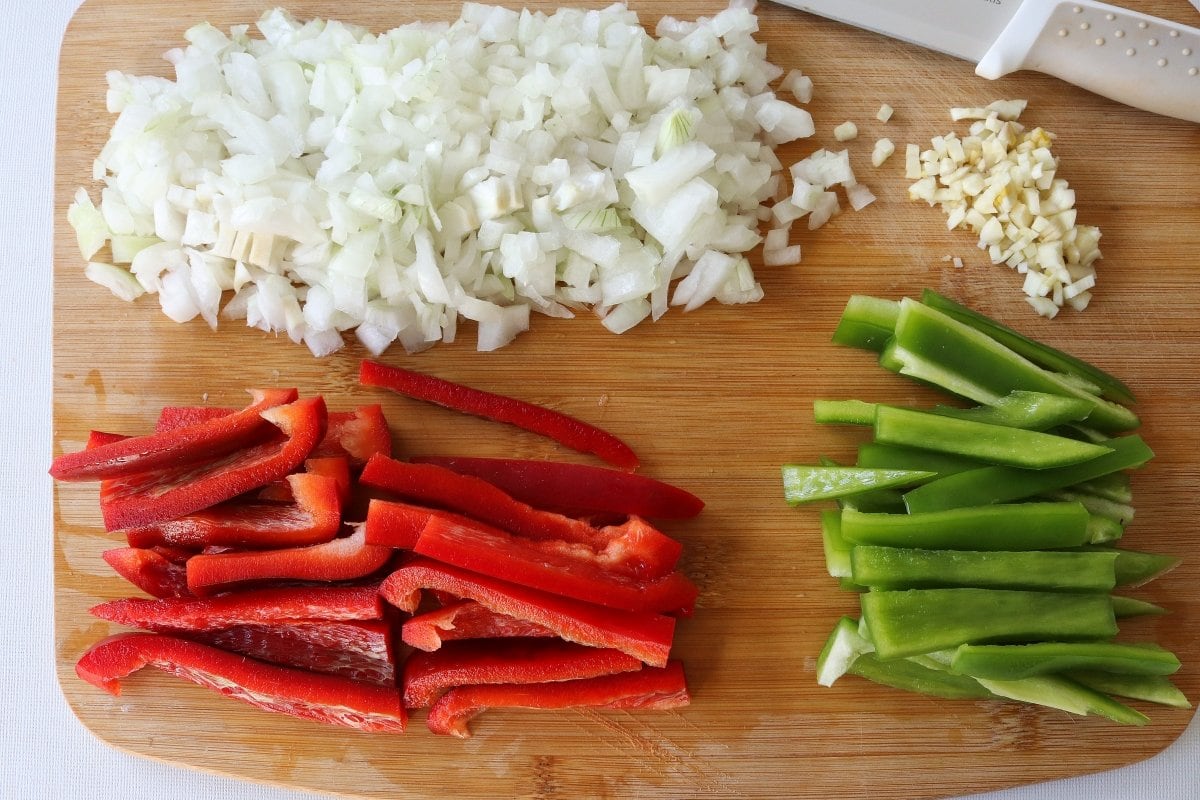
left=4, top=1, right=1196, bottom=798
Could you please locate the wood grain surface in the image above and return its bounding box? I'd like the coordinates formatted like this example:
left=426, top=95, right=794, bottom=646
left=53, top=1, right=1200, bottom=798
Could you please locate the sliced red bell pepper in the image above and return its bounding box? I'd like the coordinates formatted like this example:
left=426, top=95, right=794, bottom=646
left=426, top=660, right=689, bottom=737
left=255, top=456, right=351, bottom=505
left=158, top=404, right=390, bottom=467
left=360, top=360, right=638, bottom=470
left=401, top=600, right=557, bottom=651
left=414, top=515, right=697, bottom=615
left=185, top=525, right=393, bottom=595
left=76, top=633, right=406, bottom=733
left=86, top=430, right=128, bottom=448
left=313, top=405, right=392, bottom=465
left=380, top=558, right=675, bottom=666
left=364, top=498, right=429, bottom=549
left=90, top=584, right=382, bottom=630
left=102, top=547, right=191, bottom=598
left=98, top=396, right=327, bottom=531
left=402, top=639, right=642, bottom=708
left=414, top=456, right=704, bottom=519
left=361, top=456, right=681, bottom=577
left=124, top=472, right=342, bottom=550
left=188, top=620, right=394, bottom=686
left=51, top=388, right=297, bottom=481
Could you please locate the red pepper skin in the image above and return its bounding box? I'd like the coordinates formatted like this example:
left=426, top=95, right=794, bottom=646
left=184, top=526, right=393, bottom=595
left=186, top=620, right=394, bottom=686
left=381, top=558, right=675, bottom=666
left=426, top=660, right=689, bottom=737
left=360, top=360, right=638, bottom=470
left=361, top=456, right=681, bottom=577
left=313, top=405, right=392, bottom=465
left=51, top=388, right=298, bottom=481
left=102, top=548, right=192, bottom=598
left=159, top=405, right=390, bottom=467
left=76, top=633, right=406, bottom=733
left=402, top=639, right=642, bottom=708
left=90, top=584, right=383, bottom=630
left=364, top=498, right=428, bottom=549
left=402, top=600, right=557, bottom=651
left=255, top=457, right=351, bottom=505
left=124, top=472, right=342, bottom=550
left=415, top=456, right=704, bottom=519
left=414, top=515, right=698, bottom=615
left=99, top=397, right=327, bottom=531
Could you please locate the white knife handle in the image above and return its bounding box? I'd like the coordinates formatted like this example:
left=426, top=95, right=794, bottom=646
left=977, top=0, right=1200, bottom=123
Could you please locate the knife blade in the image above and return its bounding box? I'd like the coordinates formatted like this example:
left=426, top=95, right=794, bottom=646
left=773, top=0, right=1200, bottom=123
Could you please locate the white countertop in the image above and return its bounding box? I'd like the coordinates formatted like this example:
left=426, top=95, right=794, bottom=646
left=5, top=1, right=1196, bottom=797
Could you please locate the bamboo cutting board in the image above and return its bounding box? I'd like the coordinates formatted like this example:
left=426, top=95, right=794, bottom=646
left=53, top=1, right=1200, bottom=797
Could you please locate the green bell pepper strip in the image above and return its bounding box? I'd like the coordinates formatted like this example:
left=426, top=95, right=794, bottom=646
left=873, top=405, right=1113, bottom=470
left=973, top=674, right=1148, bottom=725
left=893, top=298, right=1139, bottom=432
left=813, top=399, right=877, bottom=425
left=849, top=547, right=1117, bottom=592
left=930, top=391, right=1093, bottom=431
left=856, top=442, right=984, bottom=476
left=1063, top=546, right=1181, bottom=587
left=1044, top=489, right=1135, bottom=525
left=820, top=510, right=852, bottom=578
left=920, top=289, right=1137, bottom=406
left=879, top=339, right=1001, bottom=405
left=816, top=616, right=876, bottom=686
left=860, top=588, right=1118, bottom=660
left=1065, top=670, right=1192, bottom=709
left=950, top=642, right=1181, bottom=680
left=1073, top=472, right=1133, bottom=504
left=1085, top=515, right=1125, bottom=544
left=1111, top=596, right=1166, bottom=618
left=851, top=653, right=995, bottom=700
left=902, top=435, right=1153, bottom=513
left=782, top=466, right=936, bottom=505
left=831, top=295, right=900, bottom=352
left=818, top=456, right=907, bottom=515
left=840, top=502, right=1091, bottom=550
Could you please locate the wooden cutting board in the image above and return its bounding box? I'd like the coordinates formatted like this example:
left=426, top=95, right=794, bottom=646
left=53, top=1, right=1200, bottom=797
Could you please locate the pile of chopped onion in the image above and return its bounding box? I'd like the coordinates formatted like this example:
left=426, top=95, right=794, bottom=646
left=905, top=100, right=1101, bottom=318
left=68, top=2, right=818, bottom=355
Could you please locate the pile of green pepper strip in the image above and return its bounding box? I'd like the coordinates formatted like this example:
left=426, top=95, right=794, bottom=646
left=786, top=290, right=1189, bottom=724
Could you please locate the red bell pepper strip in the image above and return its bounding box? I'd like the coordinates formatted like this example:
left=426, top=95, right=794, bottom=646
left=402, top=600, right=557, bottom=651
left=86, top=430, right=128, bottom=448
left=381, top=558, right=675, bottom=666
left=360, top=360, right=639, bottom=470
left=102, top=547, right=191, bottom=598
left=364, top=498, right=429, bottom=549
left=361, top=456, right=681, bottom=578
left=426, top=660, right=689, bottom=737
left=51, top=388, right=298, bottom=481
left=124, top=472, right=342, bottom=550
left=414, top=515, right=698, bottom=615
left=98, top=397, right=327, bottom=531
left=185, top=525, right=393, bottom=595
left=158, top=404, right=391, bottom=468
left=187, top=620, right=394, bottom=686
left=255, top=456, right=351, bottom=505
left=76, top=633, right=406, bottom=733
left=90, top=584, right=383, bottom=630
left=402, top=639, right=642, bottom=708
left=414, top=456, right=704, bottom=519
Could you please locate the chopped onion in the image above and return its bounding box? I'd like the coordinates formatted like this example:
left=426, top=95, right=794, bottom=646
left=69, top=3, right=817, bottom=355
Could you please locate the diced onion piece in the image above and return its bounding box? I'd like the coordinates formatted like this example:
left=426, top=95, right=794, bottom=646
left=876, top=104, right=893, bottom=123
left=763, top=244, right=801, bottom=266
left=85, top=261, right=146, bottom=302
left=833, top=121, right=858, bottom=142
left=871, top=138, right=895, bottom=168
left=845, top=182, right=876, bottom=212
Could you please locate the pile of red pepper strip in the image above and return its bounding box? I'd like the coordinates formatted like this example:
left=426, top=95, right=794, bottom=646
left=54, top=363, right=698, bottom=736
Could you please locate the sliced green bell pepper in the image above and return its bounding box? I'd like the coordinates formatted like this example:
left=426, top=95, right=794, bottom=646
left=831, top=295, right=899, bottom=352
left=974, top=674, right=1148, bottom=725
left=782, top=465, right=935, bottom=505
left=849, top=547, right=1117, bottom=592
left=930, top=390, right=1093, bottom=431
left=902, top=435, right=1153, bottom=513
left=840, top=502, right=1090, bottom=550
left=950, top=641, right=1180, bottom=680
left=1111, top=596, right=1166, bottom=618
left=1066, top=670, right=1191, bottom=709
left=860, top=588, right=1118, bottom=660
left=873, top=405, right=1112, bottom=470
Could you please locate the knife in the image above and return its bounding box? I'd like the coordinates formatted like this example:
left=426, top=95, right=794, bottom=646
left=774, top=0, right=1200, bottom=123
